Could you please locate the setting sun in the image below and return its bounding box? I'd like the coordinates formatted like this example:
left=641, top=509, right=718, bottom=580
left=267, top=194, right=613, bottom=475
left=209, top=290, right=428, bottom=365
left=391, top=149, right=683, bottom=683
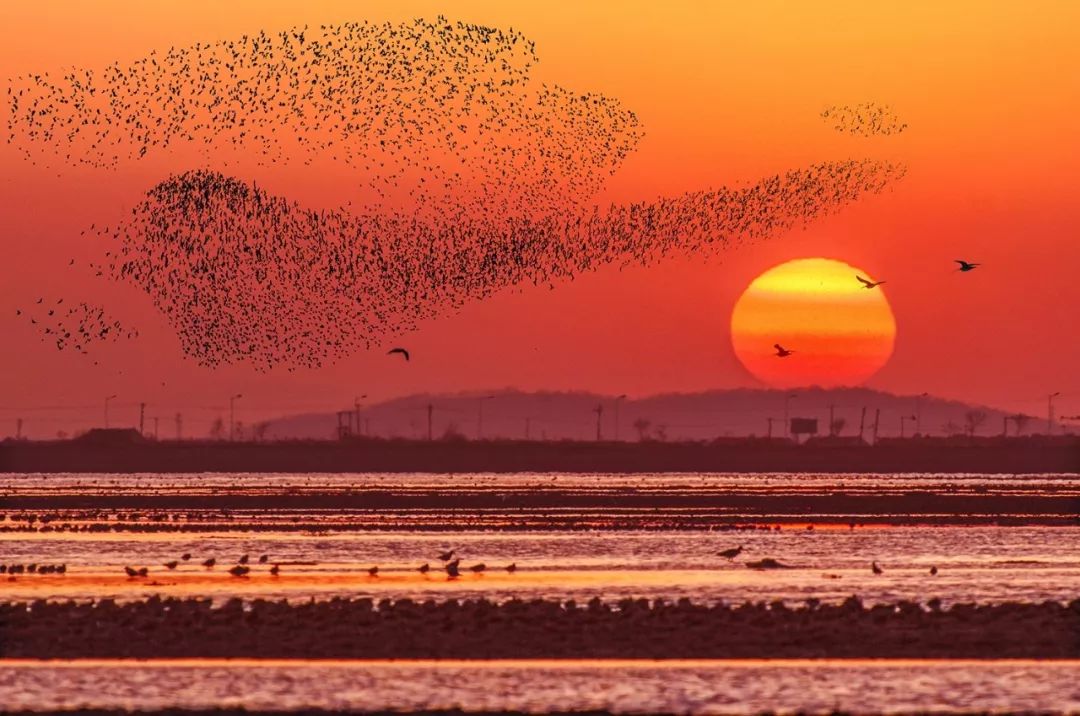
left=730, top=258, right=896, bottom=388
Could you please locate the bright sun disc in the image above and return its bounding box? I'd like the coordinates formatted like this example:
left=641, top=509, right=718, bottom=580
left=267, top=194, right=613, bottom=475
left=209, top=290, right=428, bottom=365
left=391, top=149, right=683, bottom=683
left=730, top=258, right=896, bottom=388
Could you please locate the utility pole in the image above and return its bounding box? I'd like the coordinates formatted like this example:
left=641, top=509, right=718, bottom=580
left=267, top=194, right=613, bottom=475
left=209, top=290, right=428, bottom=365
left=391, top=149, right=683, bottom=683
left=477, top=395, right=494, bottom=440
left=872, top=409, right=881, bottom=444
left=1047, top=392, right=1060, bottom=435
left=901, top=414, right=915, bottom=438
left=614, top=394, right=627, bottom=441
left=828, top=404, right=836, bottom=437
left=153, top=416, right=159, bottom=440
left=859, top=407, right=867, bottom=442
left=104, top=394, right=117, bottom=429
left=594, top=403, right=604, bottom=441
left=175, top=413, right=183, bottom=441
left=1002, top=415, right=1009, bottom=437
left=229, top=393, right=243, bottom=442
left=139, top=402, right=146, bottom=436
left=427, top=403, right=434, bottom=441
left=16, top=418, right=23, bottom=440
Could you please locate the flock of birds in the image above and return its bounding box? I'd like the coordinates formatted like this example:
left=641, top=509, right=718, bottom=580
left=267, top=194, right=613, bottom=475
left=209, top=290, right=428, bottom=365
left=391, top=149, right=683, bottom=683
left=5, top=17, right=907, bottom=370
left=820, top=102, right=908, bottom=137
left=116, top=548, right=513, bottom=580
left=14, top=298, right=138, bottom=359
left=91, top=160, right=904, bottom=369
left=6, top=17, right=641, bottom=219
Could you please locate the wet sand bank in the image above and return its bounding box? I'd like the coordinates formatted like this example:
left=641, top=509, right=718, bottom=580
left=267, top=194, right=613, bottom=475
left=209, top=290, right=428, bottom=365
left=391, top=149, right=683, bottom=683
left=4, top=597, right=1078, bottom=659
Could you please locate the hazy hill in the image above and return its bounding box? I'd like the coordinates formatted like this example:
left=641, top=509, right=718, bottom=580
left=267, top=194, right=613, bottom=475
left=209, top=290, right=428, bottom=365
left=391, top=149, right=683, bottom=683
left=258, top=388, right=1051, bottom=442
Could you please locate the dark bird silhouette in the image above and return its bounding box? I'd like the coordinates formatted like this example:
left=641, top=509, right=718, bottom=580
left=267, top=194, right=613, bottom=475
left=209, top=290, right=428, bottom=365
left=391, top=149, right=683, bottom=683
left=368, top=565, right=379, bottom=576
left=258, top=554, right=269, bottom=564
left=202, top=557, right=216, bottom=568
left=418, top=563, right=431, bottom=574
left=856, top=275, right=885, bottom=289
left=387, top=347, right=410, bottom=361
left=469, top=563, right=486, bottom=573
left=955, top=260, right=979, bottom=272
left=774, top=344, right=795, bottom=358
left=718, top=545, right=743, bottom=559
left=505, top=563, right=517, bottom=573
left=229, top=565, right=250, bottom=577
left=446, top=558, right=461, bottom=578
left=929, top=566, right=938, bottom=576
left=269, top=564, right=280, bottom=576
left=871, top=561, right=883, bottom=575
left=181, top=553, right=192, bottom=561
left=238, top=554, right=249, bottom=565
left=437, top=549, right=455, bottom=562
left=124, top=566, right=140, bottom=577
left=163, top=561, right=178, bottom=570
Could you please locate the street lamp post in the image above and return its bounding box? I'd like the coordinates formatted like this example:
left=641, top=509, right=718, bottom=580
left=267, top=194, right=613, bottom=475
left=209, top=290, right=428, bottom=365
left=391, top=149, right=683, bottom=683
left=230, top=393, right=243, bottom=441
left=104, top=395, right=117, bottom=429
left=915, top=392, right=929, bottom=436
left=900, top=414, right=917, bottom=439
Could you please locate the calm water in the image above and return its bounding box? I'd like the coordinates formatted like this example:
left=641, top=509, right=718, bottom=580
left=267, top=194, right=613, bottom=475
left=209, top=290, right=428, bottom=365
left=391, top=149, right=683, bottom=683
left=2, top=472, right=1079, bottom=605
left=3, top=659, right=1079, bottom=714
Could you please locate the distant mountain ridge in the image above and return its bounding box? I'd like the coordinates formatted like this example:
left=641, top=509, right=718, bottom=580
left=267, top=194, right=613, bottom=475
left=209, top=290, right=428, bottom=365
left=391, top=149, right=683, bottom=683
left=259, top=387, right=1053, bottom=442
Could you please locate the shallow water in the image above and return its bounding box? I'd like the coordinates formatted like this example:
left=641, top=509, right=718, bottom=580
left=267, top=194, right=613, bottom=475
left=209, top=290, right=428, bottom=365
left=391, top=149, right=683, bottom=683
left=3, top=521, right=1079, bottom=604
left=3, top=659, right=1079, bottom=714
left=2, top=473, right=1079, bottom=605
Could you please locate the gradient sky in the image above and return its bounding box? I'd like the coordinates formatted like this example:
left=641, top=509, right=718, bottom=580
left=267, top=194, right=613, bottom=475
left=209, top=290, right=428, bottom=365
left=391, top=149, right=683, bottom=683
left=1, top=0, right=1078, bottom=436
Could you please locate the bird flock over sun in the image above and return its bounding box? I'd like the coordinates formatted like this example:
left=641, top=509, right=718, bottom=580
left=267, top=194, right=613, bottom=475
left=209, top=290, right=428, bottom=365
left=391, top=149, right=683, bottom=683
left=8, top=17, right=908, bottom=370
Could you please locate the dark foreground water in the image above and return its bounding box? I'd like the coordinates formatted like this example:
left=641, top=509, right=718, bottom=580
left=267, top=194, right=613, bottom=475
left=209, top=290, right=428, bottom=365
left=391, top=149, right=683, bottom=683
left=2, top=659, right=1079, bottom=714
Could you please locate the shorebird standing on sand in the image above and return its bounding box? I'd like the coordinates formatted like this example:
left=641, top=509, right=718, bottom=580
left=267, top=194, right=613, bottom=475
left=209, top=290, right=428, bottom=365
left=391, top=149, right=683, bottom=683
left=718, top=545, right=744, bottom=560
left=871, top=561, right=884, bottom=575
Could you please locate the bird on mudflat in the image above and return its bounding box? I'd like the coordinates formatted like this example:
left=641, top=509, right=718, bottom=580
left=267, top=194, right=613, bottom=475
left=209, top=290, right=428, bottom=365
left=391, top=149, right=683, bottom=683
left=856, top=275, right=885, bottom=289
left=387, top=347, right=410, bottom=361
left=437, top=549, right=455, bottom=562
left=229, top=565, right=250, bottom=577
left=368, top=566, right=379, bottom=576
left=929, top=566, right=938, bottom=576
left=418, top=563, right=431, bottom=574
left=163, top=561, right=178, bottom=570
left=871, top=561, right=883, bottom=575
left=181, top=553, right=192, bottom=561
left=505, top=563, right=517, bottom=573
left=446, top=559, right=461, bottom=578
left=774, top=344, right=795, bottom=358
left=955, top=260, right=979, bottom=272
left=202, top=558, right=216, bottom=568
left=238, top=554, right=249, bottom=565
left=470, top=563, right=486, bottom=573
left=258, top=554, right=269, bottom=564
left=718, top=545, right=744, bottom=560
left=269, top=564, right=280, bottom=576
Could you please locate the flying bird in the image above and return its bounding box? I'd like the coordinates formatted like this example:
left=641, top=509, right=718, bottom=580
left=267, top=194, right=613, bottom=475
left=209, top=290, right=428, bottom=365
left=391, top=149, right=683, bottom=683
left=387, top=347, right=410, bottom=361
left=774, top=344, right=795, bottom=358
left=855, top=275, right=885, bottom=289
left=955, top=260, right=979, bottom=272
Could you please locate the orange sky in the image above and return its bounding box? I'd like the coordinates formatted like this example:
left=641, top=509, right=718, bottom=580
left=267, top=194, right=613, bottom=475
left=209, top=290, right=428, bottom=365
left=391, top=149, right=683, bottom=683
left=1, top=0, right=1078, bottom=435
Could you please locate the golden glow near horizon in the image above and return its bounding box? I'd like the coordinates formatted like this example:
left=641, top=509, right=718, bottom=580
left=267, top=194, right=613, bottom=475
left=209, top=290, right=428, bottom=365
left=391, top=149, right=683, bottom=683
left=730, top=258, right=896, bottom=388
